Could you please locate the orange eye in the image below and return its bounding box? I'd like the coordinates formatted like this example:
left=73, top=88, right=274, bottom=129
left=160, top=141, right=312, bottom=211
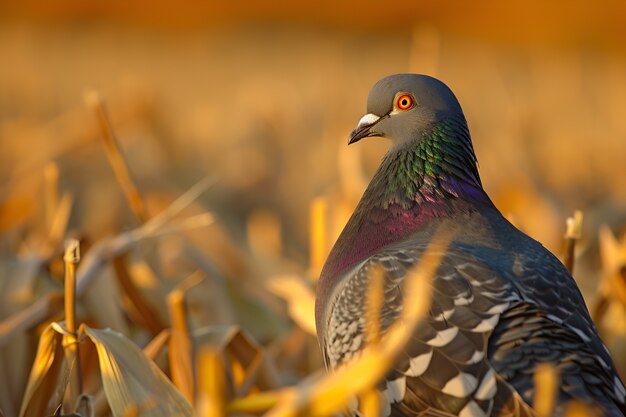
left=396, top=94, right=414, bottom=110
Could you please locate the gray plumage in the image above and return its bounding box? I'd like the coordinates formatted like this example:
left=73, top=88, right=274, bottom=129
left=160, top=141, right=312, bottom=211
left=316, top=74, right=626, bottom=417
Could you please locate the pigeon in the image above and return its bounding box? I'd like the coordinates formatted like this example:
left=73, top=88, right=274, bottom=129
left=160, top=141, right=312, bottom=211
left=315, top=74, right=626, bottom=417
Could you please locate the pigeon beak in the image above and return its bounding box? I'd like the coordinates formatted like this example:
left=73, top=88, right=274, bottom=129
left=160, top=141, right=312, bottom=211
left=348, top=113, right=383, bottom=145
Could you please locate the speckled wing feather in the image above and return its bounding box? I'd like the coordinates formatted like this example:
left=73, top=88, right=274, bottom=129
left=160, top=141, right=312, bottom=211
left=321, top=240, right=626, bottom=417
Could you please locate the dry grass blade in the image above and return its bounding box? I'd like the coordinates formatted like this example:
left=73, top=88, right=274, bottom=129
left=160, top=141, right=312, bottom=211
left=228, top=389, right=292, bottom=414
left=563, top=210, right=583, bottom=274
left=75, top=177, right=216, bottom=297
left=532, top=363, right=559, bottom=417
left=196, top=346, right=226, bottom=417
left=86, top=91, right=147, bottom=223
left=193, top=325, right=265, bottom=397
left=83, top=325, right=193, bottom=417
left=19, top=324, right=65, bottom=417
left=358, top=264, right=385, bottom=417
left=264, top=230, right=452, bottom=417
left=167, top=272, right=204, bottom=403
left=143, top=329, right=171, bottom=361
left=266, top=275, right=316, bottom=335
left=142, top=176, right=217, bottom=232
left=359, top=388, right=379, bottom=417
left=147, top=213, right=215, bottom=238
left=222, top=331, right=263, bottom=396
left=112, top=254, right=164, bottom=336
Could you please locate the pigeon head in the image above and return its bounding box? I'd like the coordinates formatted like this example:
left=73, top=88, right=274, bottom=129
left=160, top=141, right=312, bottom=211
left=349, top=74, right=465, bottom=148
left=347, top=73, right=483, bottom=209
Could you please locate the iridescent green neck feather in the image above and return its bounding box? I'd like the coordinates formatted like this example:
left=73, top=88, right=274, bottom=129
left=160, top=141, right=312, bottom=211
left=372, top=117, right=483, bottom=211
left=317, top=117, right=492, bottom=326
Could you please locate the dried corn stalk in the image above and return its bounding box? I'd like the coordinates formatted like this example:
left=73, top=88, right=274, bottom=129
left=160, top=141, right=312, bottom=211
left=19, top=323, right=192, bottom=417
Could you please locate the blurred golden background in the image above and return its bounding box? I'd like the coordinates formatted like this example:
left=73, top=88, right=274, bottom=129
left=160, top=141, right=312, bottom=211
left=1, top=2, right=626, bottom=416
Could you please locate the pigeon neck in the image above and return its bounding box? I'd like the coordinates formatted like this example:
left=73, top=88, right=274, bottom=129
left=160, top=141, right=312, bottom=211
left=379, top=116, right=483, bottom=208
left=321, top=118, right=488, bottom=280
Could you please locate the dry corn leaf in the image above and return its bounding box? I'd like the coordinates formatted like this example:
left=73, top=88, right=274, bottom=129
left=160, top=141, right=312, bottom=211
left=143, top=329, right=171, bottom=362
left=22, top=321, right=192, bottom=417
left=194, top=325, right=264, bottom=397
left=166, top=273, right=204, bottom=403
left=0, top=288, right=61, bottom=417
left=83, top=325, right=193, bottom=417
left=266, top=275, right=316, bottom=336
left=358, top=388, right=380, bottom=417
left=228, top=389, right=294, bottom=415
left=19, top=324, right=65, bottom=417
left=196, top=346, right=226, bottom=417
left=86, top=91, right=148, bottom=224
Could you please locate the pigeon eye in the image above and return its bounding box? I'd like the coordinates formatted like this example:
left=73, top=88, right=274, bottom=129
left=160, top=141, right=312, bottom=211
left=396, top=94, right=414, bottom=111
